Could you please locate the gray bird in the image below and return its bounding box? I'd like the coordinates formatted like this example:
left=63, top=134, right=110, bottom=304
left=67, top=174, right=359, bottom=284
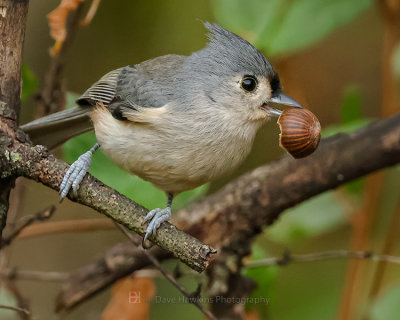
left=21, top=23, right=302, bottom=245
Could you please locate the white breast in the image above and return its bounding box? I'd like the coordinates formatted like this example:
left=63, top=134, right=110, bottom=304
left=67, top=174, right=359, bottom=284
left=91, top=105, right=262, bottom=193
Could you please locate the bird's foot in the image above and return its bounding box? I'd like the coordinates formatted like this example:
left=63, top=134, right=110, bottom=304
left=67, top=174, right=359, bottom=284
left=59, top=150, right=94, bottom=201
left=143, top=207, right=171, bottom=246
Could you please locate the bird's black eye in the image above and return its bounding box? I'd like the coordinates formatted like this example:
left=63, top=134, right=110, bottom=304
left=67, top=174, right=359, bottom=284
left=241, top=76, right=257, bottom=92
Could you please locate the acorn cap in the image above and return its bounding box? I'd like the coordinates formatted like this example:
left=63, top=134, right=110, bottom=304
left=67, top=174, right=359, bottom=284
left=277, top=108, right=321, bottom=159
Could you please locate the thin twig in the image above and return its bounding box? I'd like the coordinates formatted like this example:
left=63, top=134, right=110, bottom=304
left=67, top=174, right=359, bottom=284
left=0, top=304, right=30, bottom=316
left=368, top=197, right=400, bottom=298
left=0, top=179, right=28, bottom=319
left=1, top=269, right=69, bottom=282
left=16, top=218, right=114, bottom=240
left=3, top=280, right=32, bottom=320
left=0, top=0, right=29, bottom=247
left=36, top=2, right=85, bottom=117
left=115, top=223, right=218, bottom=320
left=80, top=0, right=101, bottom=26
left=0, top=205, right=56, bottom=248
left=5, top=178, right=27, bottom=237
left=12, top=111, right=400, bottom=309
left=245, top=250, right=400, bottom=268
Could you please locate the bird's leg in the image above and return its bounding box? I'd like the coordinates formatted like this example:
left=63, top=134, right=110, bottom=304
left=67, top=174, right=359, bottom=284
left=143, top=192, right=173, bottom=246
left=59, top=143, right=100, bottom=201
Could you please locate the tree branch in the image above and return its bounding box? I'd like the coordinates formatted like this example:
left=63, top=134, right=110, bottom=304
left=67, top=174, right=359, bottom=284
left=0, top=0, right=29, bottom=122
left=0, top=205, right=55, bottom=248
left=16, top=218, right=114, bottom=239
left=116, top=223, right=218, bottom=320
left=0, top=304, right=30, bottom=317
left=0, top=0, right=29, bottom=239
left=56, top=113, right=400, bottom=309
left=4, top=0, right=398, bottom=316
left=1, top=268, right=69, bottom=282
left=175, top=114, right=400, bottom=249
left=0, top=134, right=216, bottom=272
left=245, top=250, right=400, bottom=268
left=36, top=2, right=85, bottom=117
left=56, top=241, right=171, bottom=311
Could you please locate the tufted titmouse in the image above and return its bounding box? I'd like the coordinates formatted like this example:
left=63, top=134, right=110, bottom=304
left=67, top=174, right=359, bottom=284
left=22, top=23, right=302, bottom=245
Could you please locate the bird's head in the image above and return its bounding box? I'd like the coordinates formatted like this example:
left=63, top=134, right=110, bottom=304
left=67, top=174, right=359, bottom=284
left=181, top=23, right=302, bottom=123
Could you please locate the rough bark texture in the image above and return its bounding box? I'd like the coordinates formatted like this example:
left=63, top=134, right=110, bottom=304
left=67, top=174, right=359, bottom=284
left=176, top=115, right=400, bottom=249
left=57, top=113, right=400, bottom=310
left=0, top=0, right=29, bottom=122
left=0, top=0, right=214, bottom=275
left=0, top=135, right=216, bottom=272
left=0, top=0, right=29, bottom=238
left=1, top=1, right=400, bottom=316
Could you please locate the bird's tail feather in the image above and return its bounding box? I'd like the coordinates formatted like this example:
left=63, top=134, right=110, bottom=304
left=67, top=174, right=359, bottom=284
left=20, top=106, right=93, bottom=149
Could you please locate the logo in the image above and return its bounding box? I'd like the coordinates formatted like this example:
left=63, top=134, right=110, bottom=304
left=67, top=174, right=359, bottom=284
left=129, top=291, right=141, bottom=304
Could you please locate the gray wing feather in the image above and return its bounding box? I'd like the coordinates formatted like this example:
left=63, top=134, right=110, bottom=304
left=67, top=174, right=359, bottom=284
left=76, top=54, right=186, bottom=110
left=21, top=106, right=92, bottom=149
left=22, top=54, right=187, bottom=148
left=77, top=68, right=122, bottom=106
left=115, top=55, right=186, bottom=107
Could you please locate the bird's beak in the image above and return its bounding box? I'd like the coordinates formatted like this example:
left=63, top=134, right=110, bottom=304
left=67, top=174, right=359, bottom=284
left=269, top=93, right=303, bottom=108
left=261, top=93, right=303, bottom=117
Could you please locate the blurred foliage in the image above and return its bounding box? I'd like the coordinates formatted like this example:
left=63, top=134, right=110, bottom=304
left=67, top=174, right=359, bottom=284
left=20, top=1, right=400, bottom=319
left=151, top=261, right=205, bottom=320
left=392, top=43, right=400, bottom=79
left=370, top=286, right=400, bottom=320
left=62, top=93, right=206, bottom=210
left=267, top=192, right=346, bottom=243
left=242, top=78, right=398, bottom=316
left=0, top=286, right=18, bottom=319
left=322, top=117, right=371, bottom=137
left=266, top=84, right=368, bottom=244
left=212, top=0, right=372, bottom=56
left=337, top=85, right=367, bottom=195
left=323, top=85, right=372, bottom=138
left=340, top=85, right=363, bottom=124
left=214, top=5, right=398, bottom=317
left=21, top=63, right=37, bottom=101
left=242, top=244, right=278, bottom=318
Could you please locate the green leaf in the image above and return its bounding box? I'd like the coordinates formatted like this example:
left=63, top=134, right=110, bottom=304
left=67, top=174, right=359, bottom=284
left=267, top=0, right=372, bottom=56
left=266, top=192, right=346, bottom=243
left=212, top=0, right=286, bottom=46
left=212, top=0, right=372, bottom=56
left=322, top=84, right=371, bottom=139
left=320, top=86, right=367, bottom=196
left=322, top=118, right=372, bottom=138
left=63, top=93, right=206, bottom=210
left=343, top=178, right=365, bottom=196
left=370, top=285, right=400, bottom=320
left=340, top=85, right=363, bottom=124
left=21, top=64, right=37, bottom=101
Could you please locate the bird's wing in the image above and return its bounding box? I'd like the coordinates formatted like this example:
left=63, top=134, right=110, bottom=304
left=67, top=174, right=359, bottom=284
left=77, top=54, right=187, bottom=122
left=22, top=54, right=186, bottom=148
left=77, top=68, right=122, bottom=107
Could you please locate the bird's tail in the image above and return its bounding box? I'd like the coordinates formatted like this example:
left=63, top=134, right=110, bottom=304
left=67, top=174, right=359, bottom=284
left=20, top=106, right=93, bottom=149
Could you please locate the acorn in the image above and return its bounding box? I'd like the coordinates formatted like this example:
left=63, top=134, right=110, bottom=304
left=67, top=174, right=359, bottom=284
left=277, top=108, right=321, bottom=159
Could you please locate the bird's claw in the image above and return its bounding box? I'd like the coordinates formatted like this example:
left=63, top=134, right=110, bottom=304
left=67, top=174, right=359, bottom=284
left=142, top=207, right=171, bottom=248
left=59, top=150, right=93, bottom=201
